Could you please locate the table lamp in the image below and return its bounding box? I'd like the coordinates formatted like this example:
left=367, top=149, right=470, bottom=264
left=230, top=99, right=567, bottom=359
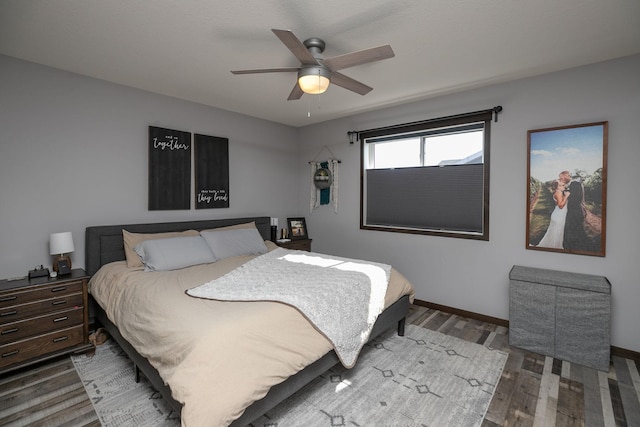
left=50, top=231, right=74, bottom=274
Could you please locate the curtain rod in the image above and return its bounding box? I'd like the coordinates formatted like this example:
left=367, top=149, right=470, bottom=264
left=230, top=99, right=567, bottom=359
left=347, top=105, right=503, bottom=144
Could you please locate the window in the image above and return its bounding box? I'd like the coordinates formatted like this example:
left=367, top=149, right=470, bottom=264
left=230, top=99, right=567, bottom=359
left=360, top=109, right=495, bottom=240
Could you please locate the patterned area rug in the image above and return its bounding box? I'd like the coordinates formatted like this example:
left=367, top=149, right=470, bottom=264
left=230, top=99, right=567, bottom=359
left=72, top=325, right=507, bottom=426
left=71, top=343, right=179, bottom=426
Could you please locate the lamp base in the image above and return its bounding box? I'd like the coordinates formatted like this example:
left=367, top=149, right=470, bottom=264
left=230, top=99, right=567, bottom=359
left=53, top=255, right=72, bottom=275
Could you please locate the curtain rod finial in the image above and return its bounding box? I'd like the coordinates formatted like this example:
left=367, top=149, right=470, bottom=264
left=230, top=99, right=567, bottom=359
left=493, top=106, right=503, bottom=122
left=347, top=131, right=358, bottom=144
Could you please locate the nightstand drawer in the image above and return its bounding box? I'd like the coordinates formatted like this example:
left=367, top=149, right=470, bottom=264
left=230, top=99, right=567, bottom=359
left=0, top=281, right=83, bottom=309
left=277, top=239, right=312, bottom=251
left=0, top=307, right=84, bottom=345
left=0, top=325, right=84, bottom=370
left=0, top=293, right=83, bottom=324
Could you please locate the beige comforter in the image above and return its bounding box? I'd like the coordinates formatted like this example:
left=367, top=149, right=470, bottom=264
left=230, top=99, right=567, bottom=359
left=89, top=243, right=415, bottom=426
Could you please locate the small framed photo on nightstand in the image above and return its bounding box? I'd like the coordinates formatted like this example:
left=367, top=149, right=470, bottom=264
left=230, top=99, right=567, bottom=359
left=287, top=217, right=308, bottom=240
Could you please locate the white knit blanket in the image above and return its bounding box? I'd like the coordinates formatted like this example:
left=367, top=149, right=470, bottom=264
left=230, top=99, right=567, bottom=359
left=187, top=248, right=390, bottom=368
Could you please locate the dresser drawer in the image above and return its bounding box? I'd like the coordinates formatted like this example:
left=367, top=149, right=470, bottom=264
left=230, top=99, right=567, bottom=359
left=0, top=293, right=83, bottom=324
left=0, top=281, right=83, bottom=309
left=0, top=307, right=84, bottom=345
left=0, top=325, right=84, bottom=370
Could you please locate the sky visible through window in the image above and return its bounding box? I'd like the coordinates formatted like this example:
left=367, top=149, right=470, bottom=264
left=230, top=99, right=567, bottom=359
left=371, top=130, right=483, bottom=169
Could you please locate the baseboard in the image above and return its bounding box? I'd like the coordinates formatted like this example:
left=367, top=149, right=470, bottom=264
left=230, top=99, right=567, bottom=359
left=610, top=345, right=640, bottom=362
left=412, top=298, right=640, bottom=362
left=413, top=299, right=509, bottom=328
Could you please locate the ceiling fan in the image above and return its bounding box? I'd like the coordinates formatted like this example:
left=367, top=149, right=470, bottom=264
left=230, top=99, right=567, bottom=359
left=231, top=29, right=395, bottom=100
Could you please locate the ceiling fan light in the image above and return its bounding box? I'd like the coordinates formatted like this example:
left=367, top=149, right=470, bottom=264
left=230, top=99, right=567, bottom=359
left=298, top=66, right=331, bottom=94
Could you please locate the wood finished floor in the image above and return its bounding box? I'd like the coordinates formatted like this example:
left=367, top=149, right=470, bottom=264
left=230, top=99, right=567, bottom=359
left=1, top=304, right=639, bottom=426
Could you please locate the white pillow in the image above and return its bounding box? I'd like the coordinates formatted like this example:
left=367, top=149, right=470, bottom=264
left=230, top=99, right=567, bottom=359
left=200, top=228, right=268, bottom=260
left=122, top=229, right=199, bottom=268
left=134, top=235, right=216, bottom=271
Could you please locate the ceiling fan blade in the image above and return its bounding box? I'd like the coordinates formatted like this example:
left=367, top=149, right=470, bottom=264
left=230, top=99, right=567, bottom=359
left=287, top=83, right=304, bottom=100
left=231, top=67, right=299, bottom=75
left=271, top=29, right=319, bottom=66
left=330, top=71, right=373, bottom=95
left=323, top=45, right=394, bottom=71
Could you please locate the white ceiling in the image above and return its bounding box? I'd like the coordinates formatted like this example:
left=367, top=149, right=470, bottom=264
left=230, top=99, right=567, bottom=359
left=2, top=1, right=639, bottom=127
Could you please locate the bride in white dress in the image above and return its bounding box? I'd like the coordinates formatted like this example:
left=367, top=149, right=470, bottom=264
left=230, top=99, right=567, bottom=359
left=537, top=180, right=570, bottom=249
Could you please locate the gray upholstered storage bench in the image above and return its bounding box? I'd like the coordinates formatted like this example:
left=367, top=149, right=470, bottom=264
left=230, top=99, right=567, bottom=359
left=509, top=265, right=611, bottom=371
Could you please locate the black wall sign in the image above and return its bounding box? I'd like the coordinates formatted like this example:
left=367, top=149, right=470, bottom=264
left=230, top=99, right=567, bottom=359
left=148, top=126, right=191, bottom=210
left=195, top=134, right=229, bottom=209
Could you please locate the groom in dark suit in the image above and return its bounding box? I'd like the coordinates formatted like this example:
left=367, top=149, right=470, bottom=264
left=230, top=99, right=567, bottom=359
left=559, top=171, right=587, bottom=250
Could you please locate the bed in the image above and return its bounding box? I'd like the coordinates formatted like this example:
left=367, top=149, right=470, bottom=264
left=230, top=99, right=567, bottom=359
left=85, top=216, right=414, bottom=426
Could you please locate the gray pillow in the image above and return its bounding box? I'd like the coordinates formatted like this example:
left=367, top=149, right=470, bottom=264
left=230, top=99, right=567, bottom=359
left=134, top=235, right=216, bottom=271
left=200, top=228, right=268, bottom=260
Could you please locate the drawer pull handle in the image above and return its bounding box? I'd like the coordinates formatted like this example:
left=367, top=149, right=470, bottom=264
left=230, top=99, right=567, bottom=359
left=0, top=310, right=18, bottom=317
left=2, top=350, right=19, bottom=358
left=1, top=328, right=19, bottom=335
left=51, top=286, right=67, bottom=293
left=53, top=336, right=68, bottom=343
left=0, top=295, right=17, bottom=302
left=53, top=316, right=68, bottom=323
left=52, top=300, right=67, bottom=306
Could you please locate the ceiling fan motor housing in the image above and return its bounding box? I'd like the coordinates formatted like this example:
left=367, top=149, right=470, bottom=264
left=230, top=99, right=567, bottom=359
left=303, top=37, right=326, bottom=57
left=298, top=64, right=331, bottom=79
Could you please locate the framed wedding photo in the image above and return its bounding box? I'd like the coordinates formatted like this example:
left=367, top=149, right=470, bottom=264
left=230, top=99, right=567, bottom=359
left=526, top=121, right=608, bottom=256
left=287, top=217, right=308, bottom=240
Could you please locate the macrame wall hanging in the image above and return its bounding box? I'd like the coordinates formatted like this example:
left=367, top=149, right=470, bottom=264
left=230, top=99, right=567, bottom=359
left=309, top=145, right=340, bottom=214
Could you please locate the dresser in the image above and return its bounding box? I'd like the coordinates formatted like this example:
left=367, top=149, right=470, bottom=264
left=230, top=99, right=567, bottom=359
left=0, top=269, right=92, bottom=374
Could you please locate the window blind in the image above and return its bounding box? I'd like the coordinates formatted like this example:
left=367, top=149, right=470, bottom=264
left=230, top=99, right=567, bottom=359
left=365, top=164, right=484, bottom=233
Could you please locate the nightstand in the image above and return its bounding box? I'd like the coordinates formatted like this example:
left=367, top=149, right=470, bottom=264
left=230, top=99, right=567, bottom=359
left=0, top=269, right=92, bottom=374
left=277, top=239, right=312, bottom=252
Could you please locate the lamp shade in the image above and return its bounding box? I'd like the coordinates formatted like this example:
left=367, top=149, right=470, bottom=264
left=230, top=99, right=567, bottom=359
left=50, top=232, right=75, bottom=255
left=297, top=65, right=331, bottom=94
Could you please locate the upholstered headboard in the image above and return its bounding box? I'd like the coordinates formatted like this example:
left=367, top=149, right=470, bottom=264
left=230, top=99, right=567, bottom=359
left=85, top=216, right=271, bottom=276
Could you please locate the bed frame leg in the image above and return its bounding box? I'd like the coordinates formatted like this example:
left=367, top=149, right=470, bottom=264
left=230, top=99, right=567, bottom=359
left=397, top=318, right=406, bottom=336
left=134, top=364, right=141, bottom=383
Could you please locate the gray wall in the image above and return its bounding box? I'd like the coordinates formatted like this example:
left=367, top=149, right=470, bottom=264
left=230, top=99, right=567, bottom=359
left=298, top=54, right=640, bottom=353
left=1, top=53, right=638, bottom=353
left=0, top=55, right=299, bottom=278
